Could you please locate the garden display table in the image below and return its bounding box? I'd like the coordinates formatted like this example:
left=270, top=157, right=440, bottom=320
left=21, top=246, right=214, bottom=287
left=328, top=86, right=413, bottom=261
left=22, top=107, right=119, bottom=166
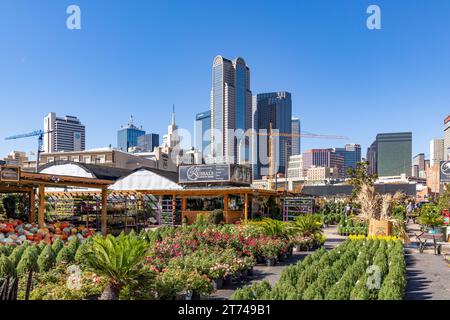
left=415, top=232, right=443, bottom=255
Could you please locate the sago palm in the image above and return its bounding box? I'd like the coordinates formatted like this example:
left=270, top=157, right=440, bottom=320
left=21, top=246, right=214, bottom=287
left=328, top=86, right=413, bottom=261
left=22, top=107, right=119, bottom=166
left=84, top=233, right=149, bottom=300
left=292, top=214, right=323, bottom=237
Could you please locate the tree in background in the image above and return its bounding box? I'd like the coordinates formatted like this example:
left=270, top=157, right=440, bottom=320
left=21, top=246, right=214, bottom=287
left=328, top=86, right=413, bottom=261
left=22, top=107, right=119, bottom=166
left=347, top=161, right=378, bottom=202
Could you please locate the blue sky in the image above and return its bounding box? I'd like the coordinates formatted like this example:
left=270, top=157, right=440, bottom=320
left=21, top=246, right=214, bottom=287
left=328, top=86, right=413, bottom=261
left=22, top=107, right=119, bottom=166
left=0, top=0, right=449, bottom=160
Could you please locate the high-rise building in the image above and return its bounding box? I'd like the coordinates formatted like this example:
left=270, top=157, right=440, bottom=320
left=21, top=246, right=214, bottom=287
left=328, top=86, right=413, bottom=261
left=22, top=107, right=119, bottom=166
left=210, top=55, right=252, bottom=165
left=291, top=117, right=301, bottom=155
left=162, top=106, right=180, bottom=148
left=366, top=141, right=378, bottom=175
left=430, top=139, right=444, bottom=166
left=195, top=110, right=211, bottom=162
left=117, top=116, right=145, bottom=152
left=43, top=112, right=86, bottom=153
left=375, top=132, right=412, bottom=177
left=138, top=133, right=160, bottom=152
left=412, top=153, right=425, bottom=178
left=253, top=92, right=292, bottom=178
left=444, top=115, right=450, bottom=160
left=334, top=144, right=362, bottom=176
left=302, top=149, right=345, bottom=179
left=287, top=154, right=304, bottom=179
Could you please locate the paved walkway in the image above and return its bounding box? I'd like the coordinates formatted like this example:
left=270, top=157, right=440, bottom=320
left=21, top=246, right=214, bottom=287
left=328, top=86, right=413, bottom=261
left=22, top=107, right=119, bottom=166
left=210, top=225, right=346, bottom=300
left=405, top=223, right=450, bottom=300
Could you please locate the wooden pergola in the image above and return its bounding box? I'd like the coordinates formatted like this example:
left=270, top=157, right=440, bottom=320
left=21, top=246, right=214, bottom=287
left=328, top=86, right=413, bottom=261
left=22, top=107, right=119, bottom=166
left=0, top=166, right=113, bottom=235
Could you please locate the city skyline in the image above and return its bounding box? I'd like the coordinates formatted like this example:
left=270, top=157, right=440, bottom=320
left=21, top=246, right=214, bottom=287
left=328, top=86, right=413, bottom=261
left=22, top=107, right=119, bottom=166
left=1, top=1, right=449, bottom=159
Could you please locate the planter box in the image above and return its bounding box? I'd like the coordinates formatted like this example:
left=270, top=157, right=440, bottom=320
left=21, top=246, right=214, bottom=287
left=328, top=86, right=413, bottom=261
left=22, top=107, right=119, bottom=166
left=368, top=219, right=393, bottom=237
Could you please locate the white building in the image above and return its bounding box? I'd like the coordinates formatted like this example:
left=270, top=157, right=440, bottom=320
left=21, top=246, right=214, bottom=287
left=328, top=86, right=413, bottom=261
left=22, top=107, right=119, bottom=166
left=430, top=138, right=444, bottom=166
left=306, top=166, right=339, bottom=183
left=43, top=113, right=86, bottom=153
left=287, top=154, right=304, bottom=179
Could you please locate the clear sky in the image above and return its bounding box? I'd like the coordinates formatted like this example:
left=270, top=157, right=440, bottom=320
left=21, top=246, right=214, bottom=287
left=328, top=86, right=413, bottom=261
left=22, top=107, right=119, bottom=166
left=0, top=0, right=449, bottom=160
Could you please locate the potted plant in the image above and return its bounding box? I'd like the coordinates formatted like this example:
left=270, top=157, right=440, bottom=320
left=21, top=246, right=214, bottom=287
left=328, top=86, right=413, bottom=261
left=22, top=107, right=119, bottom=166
left=418, top=205, right=445, bottom=240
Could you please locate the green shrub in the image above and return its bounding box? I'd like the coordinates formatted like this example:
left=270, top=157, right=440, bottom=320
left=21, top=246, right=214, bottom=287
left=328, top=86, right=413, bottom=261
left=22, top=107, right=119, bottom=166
left=211, top=209, right=224, bottom=225
left=16, top=246, right=39, bottom=275
left=9, top=242, right=29, bottom=267
left=52, top=239, right=64, bottom=254
left=37, top=245, right=56, bottom=272
left=0, top=254, right=16, bottom=278
left=56, top=246, right=75, bottom=265
left=75, top=238, right=93, bottom=267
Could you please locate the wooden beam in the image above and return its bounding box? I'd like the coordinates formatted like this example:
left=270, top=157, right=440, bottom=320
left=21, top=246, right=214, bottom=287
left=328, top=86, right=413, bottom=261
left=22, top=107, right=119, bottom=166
left=38, top=184, right=45, bottom=228
left=244, top=193, right=248, bottom=223
left=224, top=194, right=229, bottom=215
left=181, top=197, right=186, bottom=224
left=29, top=188, right=35, bottom=224
left=101, top=187, right=108, bottom=236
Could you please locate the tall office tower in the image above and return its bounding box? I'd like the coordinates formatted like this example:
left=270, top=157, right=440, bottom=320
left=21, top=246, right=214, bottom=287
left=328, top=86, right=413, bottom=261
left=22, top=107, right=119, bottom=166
left=117, top=116, right=145, bottom=152
left=334, top=144, right=362, bottom=176
left=302, top=149, right=345, bottom=179
left=291, top=117, right=301, bottom=155
left=253, top=92, right=292, bottom=179
left=195, top=110, right=211, bottom=162
left=430, top=139, right=444, bottom=166
left=138, top=133, right=160, bottom=152
left=412, top=153, right=425, bottom=177
left=375, top=132, right=412, bottom=177
left=210, top=55, right=252, bottom=165
left=444, top=115, right=450, bottom=160
left=43, top=112, right=86, bottom=153
left=366, top=141, right=378, bottom=175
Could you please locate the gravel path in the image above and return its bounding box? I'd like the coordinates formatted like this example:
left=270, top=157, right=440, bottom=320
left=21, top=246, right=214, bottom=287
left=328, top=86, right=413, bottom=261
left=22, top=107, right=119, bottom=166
left=210, top=225, right=346, bottom=300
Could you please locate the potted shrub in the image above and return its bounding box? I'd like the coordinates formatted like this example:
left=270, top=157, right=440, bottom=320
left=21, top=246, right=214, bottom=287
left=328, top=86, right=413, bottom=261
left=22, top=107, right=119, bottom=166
left=418, top=205, right=445, bottom=240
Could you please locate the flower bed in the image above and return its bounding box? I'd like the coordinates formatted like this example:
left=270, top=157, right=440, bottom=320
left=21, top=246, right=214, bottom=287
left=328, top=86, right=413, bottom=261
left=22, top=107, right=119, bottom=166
left=231, top=236, right=406, bottom=300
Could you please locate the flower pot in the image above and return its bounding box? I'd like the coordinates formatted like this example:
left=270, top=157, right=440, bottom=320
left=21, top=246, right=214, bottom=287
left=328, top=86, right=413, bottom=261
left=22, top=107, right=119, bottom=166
left=266, top=258, right=276, bottom=267
left=278, top=254, right=284, bottom=262
left=294, top=244, right=302, bottom=252
left=241, top=269, right=248, bottom=279
left=223, top=276, right=233, bottom=287
left=176, top=293, right=187, bottom=300
left=82, top=294, right=100, bottom=300
left=256, top=255, right=265, bottom=264
left=187, top=291, right=201, bottom=300
left=212, top=278, right=223, bottom=290
left=248, top=267, right=254, bottom=276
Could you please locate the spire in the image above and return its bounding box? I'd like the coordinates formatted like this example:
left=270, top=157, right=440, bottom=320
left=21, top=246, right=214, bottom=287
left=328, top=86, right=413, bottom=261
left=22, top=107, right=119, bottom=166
left=172, top=104, right=176, bottom=126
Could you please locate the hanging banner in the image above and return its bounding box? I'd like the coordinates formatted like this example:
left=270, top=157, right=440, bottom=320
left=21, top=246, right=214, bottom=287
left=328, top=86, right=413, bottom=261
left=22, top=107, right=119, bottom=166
left=440, top=161, right=450, bottom=183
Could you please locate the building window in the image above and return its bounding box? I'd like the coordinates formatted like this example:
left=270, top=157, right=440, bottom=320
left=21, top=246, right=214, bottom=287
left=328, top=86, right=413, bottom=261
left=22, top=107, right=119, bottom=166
left=96, top=155, right=106, bottom=164
left=83, top=156, right=91, bottom=164
left=47, top=157, right=54, bottom=163
left=59, top=156, right=68, bottom=161
left=71, top=156, right=79, bottom=162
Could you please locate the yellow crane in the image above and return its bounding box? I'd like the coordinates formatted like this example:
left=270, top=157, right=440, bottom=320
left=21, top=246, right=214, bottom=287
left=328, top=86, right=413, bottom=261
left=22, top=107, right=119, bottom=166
left=254, top=124, right=349, bottom=190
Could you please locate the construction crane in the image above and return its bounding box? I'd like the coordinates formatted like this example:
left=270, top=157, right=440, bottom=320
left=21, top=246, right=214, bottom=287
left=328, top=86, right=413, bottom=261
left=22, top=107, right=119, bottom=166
left=5, top=130, right=53, bottom=172
left=253, top=124, right=349, bottom=190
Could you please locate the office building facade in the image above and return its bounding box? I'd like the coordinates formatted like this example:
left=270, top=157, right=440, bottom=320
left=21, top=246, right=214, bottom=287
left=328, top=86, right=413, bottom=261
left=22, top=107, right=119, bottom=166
left=43, top=113, right=86, bottom=153
left=210, top=55, right=252, bottom=165
left=117, top=117, right=145, bottom=152
left=366, top=141, right=378, bottom=175
left=302, top=149, right=345, bottom=179
left=195, top=110, right=211, bottom=162
left=291, top=117, right=301, bottom=155
left=138, top=133, right=160, bottom=152
left=375, top=132, right=412, bottom=177
left=253, top=92, right=292, bottom=178
left=430, top=139, right=444, bottom=166
left=444, top=115, right=450, bottom=160
left=334, top=144, right=362, bottom=176
left=412, top=153, right=426, bottom=178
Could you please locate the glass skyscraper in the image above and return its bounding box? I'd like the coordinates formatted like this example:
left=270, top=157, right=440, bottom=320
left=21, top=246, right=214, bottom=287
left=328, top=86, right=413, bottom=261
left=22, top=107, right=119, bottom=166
left=375, top=132, right=412, bottom=177
left=291, top=117, right=301, bottom=155
left=253, top=92, right=292, bottom=179
left=138, top=133, right=160, bottom=152
left=210, top=55, right=252, bottom=164
left=195, top=110, right=211, bottom=162
left=117, top=118, right=145, bottom=152
left=334, top=144, right=362, bottom=176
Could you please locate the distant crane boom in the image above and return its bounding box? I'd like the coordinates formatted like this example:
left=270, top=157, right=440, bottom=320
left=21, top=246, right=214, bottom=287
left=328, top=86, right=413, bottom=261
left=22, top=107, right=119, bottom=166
left=5, top=130, right=53, bottom=172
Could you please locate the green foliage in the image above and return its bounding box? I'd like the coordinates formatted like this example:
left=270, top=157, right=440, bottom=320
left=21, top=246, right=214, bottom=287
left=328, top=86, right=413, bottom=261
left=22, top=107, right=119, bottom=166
left=347, top=161, right=378, bottom=201
left=37, top=245, right=56, bottom=272
left=292, top=214, right=323, bottom=237
left=52, top=238, right=64, bottom=254
left=16, top=246, right=39, bottom=275
left=211, top=209, right=224, bottom=225
left=75, top=238, right=93, bottom=267
left=56, top=245, right=75, bottom=265
left=9, top=242, right=29, bottom=267
left=230, top=280, right=272, bottom=300
left=0, top=254, right=16, bottom=278
left=418, top=205, right=444, bottom=228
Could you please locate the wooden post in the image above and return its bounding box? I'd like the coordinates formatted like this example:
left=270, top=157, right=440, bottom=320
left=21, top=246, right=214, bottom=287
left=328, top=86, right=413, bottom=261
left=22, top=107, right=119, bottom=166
left=38, top=184, right=45, bottom=228
left=181, top=197, right=187, bottom=224
left=224, top=194, right=229, bottom=223
left=29, top=188, right=35, bottom=224
left=101, top=187, right=107, bottom=236
left=244, top=193, right=248, bottom=223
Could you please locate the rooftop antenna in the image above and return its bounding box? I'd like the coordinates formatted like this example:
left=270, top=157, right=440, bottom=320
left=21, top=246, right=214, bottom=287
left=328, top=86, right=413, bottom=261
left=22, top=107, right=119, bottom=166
left=172, top=104, right=176, bottom=126
left=129, top=115, right=134, bottom=127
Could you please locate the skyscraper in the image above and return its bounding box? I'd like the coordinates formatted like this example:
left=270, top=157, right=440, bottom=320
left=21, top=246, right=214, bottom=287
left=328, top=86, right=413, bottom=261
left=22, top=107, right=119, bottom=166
left=375, top=132, right=412, bottom=177
left=366, top=141, right=378, bottom=175
left=117, top=116, right=145, bottom=152
left=138, top=133, right=160, bottom=152
left=291, top=117, right=301, bottom=155
left=334, top=144, right=361, bottom=176
left=195, top=110, right=211, bottom=162
left=43, top=112, right=85, bottom=153
left=444, top=115, right=450, bottom=160
left=162, top=106, right=180, bottom=148
left=430, top=138, right=444, bottom=166
left=210, top=55, right=252, bottom=165
left=253, top=92, right=292, bottom=179
left=412, top=153, right=425, bottom=178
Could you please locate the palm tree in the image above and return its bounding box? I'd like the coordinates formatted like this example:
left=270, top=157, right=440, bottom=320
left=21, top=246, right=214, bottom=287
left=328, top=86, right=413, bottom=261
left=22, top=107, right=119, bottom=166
left=291, top=214, right=323, bottom=237
left=84, top=233, right=149, bottom=300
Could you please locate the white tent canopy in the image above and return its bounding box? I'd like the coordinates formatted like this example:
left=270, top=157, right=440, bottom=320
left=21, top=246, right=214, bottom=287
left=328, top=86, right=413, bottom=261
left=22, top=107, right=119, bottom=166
left=109, top=168, right=182, bottom=191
